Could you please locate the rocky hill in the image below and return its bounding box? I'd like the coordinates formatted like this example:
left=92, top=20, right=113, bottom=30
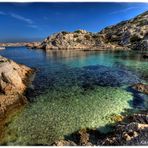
left=28, top=11, right=148, bottom=51
left=99, top=11, right=148, bottom=50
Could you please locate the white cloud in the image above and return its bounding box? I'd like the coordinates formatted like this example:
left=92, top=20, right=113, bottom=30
left=10, top=13, right=33, bottom=24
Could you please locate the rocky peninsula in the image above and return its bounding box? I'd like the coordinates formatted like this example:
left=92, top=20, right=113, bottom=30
left=28, top=11, right=148, bottom=51
left=0, top=42, right=40, bottom=48
left=0, top=56, right=35, bottom=120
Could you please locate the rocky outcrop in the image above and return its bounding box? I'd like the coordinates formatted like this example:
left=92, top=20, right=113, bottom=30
left=0, top=42, right=41, bottom=47
left=53, top=112, right=148, bottom=146
left=132, top=83, right=148, bottom=95
left=102, top=113, right=148, bottom=145
left=33, top=29, right=127, bottom=51
left=29, top=11, right=148, bottom=51
left=0, top=56, right=35, bottom=120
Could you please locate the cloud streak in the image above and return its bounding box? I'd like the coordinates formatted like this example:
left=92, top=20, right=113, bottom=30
left=0, top=11, right=6, bottom=15
left=110, top=7, right=138, bottom=15
left=0, top=11, right=38, bottom=29
left=10, top=13, right=33, bottom=24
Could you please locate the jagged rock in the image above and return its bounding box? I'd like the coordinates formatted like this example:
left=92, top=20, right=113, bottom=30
left=0, top=56, right=35, bottom=120
left=102, top=114, right=148, bottom=146
left=77, top=129, right=90, bottom=145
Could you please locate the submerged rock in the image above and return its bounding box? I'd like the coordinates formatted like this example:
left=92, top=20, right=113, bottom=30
left=80, top=65, right=141, bottom=88
left=0, top=55, right=35, bottom=120
left=132, top=83, right=148, bottom=95
left=143, top=54, right=148, bottom=59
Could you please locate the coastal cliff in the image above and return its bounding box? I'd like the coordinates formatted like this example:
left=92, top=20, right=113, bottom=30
left=0, top=56, right=34, bottom=120
left=28, top=11, right=148, bottom=50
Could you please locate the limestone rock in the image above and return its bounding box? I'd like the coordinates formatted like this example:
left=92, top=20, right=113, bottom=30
left=0, top=56, right=35, bottom=119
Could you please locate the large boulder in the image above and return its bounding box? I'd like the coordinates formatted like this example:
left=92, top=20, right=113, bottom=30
left=0, top=56, right=35, bottom=119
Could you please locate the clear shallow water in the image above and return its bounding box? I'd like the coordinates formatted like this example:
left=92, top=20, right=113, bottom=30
left=0, top=47, right=148, bottom=145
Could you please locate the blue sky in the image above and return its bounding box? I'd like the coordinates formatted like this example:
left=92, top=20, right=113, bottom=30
left=0, top=2, right=147, bottom=42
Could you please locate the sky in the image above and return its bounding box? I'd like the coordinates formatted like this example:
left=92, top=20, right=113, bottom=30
left=0, top=2, right=147, bottom=42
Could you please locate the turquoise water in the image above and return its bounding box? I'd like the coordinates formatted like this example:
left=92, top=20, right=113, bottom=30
left=0, top=47, right=148, bottom=145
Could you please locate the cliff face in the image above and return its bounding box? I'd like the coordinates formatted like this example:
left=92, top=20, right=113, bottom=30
left=31, top=11, right=148, bottom=51
left=0, top=56, right=34, bottom=120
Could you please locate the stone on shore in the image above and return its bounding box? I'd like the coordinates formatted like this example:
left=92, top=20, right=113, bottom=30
left=0, top=56, right=34, bottom=120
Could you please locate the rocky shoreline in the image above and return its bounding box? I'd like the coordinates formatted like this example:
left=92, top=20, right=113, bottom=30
left=52, top=83, right=148, bottom=146
left=27, top=11, right=148, bottom=51
left=0, top=42, right=40, bottom=48
left=53, top=111, right=148, bottom=146
left=0, top=56, right=35, bottom=121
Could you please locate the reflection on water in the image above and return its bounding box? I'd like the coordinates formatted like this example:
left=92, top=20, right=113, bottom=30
left=0, top=47, right=148, bottom=145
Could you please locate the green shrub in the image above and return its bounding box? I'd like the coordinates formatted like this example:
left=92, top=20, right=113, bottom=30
left=130, top=35, right=141, bottom=43
left=76, top=38, right=82, bottom=43
left=73, top=34, right=78, bottom=38
left=74, top=30, right=82, bottom=33
left=61, top=31, right=69, bottom=35
left=92, top=34, right=98, bottom=39
left=84, top=34, right=91, bottom=40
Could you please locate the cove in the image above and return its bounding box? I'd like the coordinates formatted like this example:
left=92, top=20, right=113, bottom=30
left=0, top=47, right=148, bottom=145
